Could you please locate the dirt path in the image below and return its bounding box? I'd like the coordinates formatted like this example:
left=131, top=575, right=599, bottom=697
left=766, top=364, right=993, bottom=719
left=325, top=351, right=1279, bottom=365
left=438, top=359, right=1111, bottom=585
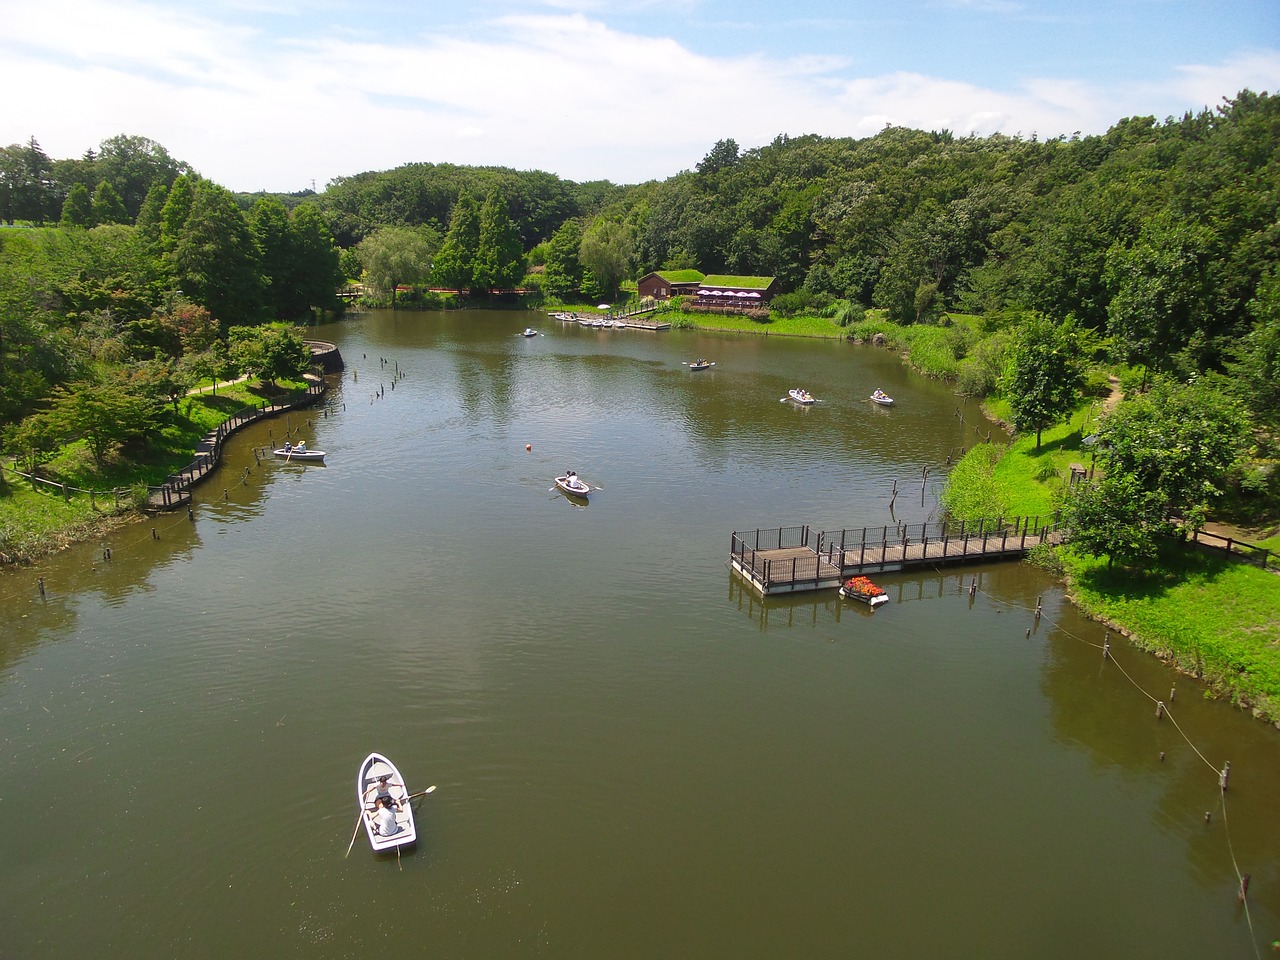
left=186, top=375, right=249, bottom=396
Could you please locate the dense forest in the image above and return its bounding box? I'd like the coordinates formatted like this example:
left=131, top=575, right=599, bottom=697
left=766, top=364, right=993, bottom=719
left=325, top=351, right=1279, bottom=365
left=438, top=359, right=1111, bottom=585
left=2, top=91, right=1278, bottom=487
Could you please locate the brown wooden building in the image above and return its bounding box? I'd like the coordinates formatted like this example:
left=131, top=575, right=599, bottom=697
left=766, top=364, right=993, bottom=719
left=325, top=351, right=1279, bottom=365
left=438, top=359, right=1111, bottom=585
left=636, top=270, right=705, bottom=300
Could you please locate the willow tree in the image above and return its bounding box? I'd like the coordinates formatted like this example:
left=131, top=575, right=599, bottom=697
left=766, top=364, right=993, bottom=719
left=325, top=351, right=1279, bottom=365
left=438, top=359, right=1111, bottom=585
left=357, top=225, right=437, bottom=307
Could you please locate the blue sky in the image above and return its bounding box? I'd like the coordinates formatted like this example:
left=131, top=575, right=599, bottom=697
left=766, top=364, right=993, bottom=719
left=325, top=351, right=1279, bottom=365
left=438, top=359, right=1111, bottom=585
left=3, top=0, right=1278, bottom=192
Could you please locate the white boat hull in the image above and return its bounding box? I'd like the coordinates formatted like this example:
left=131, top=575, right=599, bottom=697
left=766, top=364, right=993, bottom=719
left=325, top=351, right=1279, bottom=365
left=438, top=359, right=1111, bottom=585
left=272, top=448, right=326, bottom=462
left=554, top=476, right=591, bottom=498
left=788, top=389, right=816, bottom=404
left=358, top=752, right=417, bottom=852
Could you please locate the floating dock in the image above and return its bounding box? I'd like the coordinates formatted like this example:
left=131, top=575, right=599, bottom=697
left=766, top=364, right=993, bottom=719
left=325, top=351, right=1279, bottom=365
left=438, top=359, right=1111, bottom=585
left=729, top=517, right=1061, bottom=595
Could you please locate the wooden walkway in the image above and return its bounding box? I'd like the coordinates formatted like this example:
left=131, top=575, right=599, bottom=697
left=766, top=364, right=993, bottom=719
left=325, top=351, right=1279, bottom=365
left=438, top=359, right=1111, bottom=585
left=730, top=518, right=1061, bottom=595
left=146, top=382, right=326, bottom=511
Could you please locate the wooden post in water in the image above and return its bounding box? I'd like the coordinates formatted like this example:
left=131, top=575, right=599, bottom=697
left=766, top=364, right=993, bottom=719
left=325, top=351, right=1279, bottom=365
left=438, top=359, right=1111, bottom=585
left=1219, top=761, right=1231, bottom=792
left=38, top=577, right=45, bottom=598
left=1155, top=701, right=1164, bottom=720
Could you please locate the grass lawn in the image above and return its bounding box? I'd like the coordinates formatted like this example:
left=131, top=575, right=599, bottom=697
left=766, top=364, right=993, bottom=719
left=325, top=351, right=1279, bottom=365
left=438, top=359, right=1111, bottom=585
left=1063, top=544, right=1280, bottom=721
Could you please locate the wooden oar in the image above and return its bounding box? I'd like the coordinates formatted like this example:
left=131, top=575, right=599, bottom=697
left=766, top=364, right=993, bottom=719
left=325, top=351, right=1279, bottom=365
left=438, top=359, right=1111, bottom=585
left=344, top=807, right=367, bottom=858
left=404, top=785, right=437, bottom=803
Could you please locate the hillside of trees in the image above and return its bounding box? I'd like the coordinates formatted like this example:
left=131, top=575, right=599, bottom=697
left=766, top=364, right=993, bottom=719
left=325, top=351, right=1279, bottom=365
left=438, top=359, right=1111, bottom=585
left=2, top=91, right=1278, bottom=500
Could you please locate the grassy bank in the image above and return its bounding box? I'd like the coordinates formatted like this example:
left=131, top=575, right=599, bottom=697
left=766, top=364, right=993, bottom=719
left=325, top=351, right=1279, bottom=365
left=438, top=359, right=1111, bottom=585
left=1062, top=545, right=1280, bottom=723
left=0, top=379, right=306, bottom=565
left=669, top=310, right=846, bottom=338
left=941, top=402, right=1102, bottom=522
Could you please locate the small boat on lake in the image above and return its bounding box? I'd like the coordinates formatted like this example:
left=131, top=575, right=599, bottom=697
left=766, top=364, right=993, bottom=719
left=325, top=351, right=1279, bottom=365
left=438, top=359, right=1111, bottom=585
left=358, top=752, right=416, bottom=852
left=688, top=359, right=715, bottom=371
left=787, top=388, right=817, bottom=404
left=554, top=474, right=593, bottom=499
left=840, top=576, right=889, bottom=607
left=522, top=328, right=538, bottom=337
left=272, top=444, right=326, bottom=463
left=870, top=389, right=894, bottom=406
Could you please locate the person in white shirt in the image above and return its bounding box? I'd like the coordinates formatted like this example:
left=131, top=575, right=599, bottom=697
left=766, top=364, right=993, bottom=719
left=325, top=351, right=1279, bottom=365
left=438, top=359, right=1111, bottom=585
left=371, top=796, right=400, bottom=836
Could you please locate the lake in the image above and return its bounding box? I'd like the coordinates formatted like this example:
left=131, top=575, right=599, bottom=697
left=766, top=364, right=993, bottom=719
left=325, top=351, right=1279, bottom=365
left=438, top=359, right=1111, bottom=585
left=1, top=308, right=1276, bottom=958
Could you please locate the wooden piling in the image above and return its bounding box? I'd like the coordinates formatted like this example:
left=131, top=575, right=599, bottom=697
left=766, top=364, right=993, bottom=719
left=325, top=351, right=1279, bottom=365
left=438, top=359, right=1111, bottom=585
left=1155, top=701, right=1164, bottom=719
left=38, top=577, right=46, bottom=598
left=1219, top=761, right=1231, bottom=791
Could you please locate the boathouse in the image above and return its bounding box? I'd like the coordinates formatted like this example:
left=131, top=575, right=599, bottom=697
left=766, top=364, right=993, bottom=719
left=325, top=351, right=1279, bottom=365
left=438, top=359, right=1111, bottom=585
left=637, top=270, right=705, bottom=301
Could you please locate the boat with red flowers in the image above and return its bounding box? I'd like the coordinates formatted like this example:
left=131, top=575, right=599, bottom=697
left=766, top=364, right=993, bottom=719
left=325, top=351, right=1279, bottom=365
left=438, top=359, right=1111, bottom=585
left=839, top=575, right=889, bottom=607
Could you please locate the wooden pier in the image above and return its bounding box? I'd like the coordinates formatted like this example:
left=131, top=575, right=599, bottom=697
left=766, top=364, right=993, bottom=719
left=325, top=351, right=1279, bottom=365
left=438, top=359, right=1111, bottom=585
left=729, top=517, right=1062, bottom=595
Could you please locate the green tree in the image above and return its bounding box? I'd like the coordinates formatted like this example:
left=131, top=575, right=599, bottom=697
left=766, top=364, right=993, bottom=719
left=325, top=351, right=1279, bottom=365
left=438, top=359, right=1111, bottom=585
left=473, top=189, right=525, bottom=293
left=1065, top=380, right=1251, bottom=565
left=158, top=174, right=196, bottom=254
left=134, top=181, right=169, bottom=247
left=578, top=219, right=635, bottom=300
left=227, top=324, right=310, bottom=386
left=46, top=379, right=162, bottom=468
left=0, top=137, right=56, bottom=224
left=1003, top=314, right=1089, bottom=449
left=60, top=183, right=95, bottom=228
left=92, top=181, right=128, bottom=225
left=1228, top=267, right=1280, bottom=428
left=6, top=408, right=60, bottom=474
left=1104, top=212, right=1217, bottom=376
left=249, top=196, right=293, bottom=319
left=171, top=179, right=263, bottom=326
left=128, top=356, right=193, bottom=412
left=543, top=219, right=584, bottom=298
left=357, top=225, right=437, bottom=306
left=95, top=134, right=187, bottom=220
left=430, top=193, right=480, bottom=293
left=287, top=203, right=342, bottom=317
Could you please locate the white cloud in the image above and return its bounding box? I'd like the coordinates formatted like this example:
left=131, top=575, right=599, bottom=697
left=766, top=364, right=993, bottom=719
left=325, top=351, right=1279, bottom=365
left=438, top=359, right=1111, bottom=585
left=2, top=0, right=1277, bottom=192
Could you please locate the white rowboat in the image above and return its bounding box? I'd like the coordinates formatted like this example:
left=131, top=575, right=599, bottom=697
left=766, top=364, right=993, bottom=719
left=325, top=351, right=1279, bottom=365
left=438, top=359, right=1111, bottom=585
left=869, top=390, right=894, bottom=406
left=555, top=475, right=592, bottom=498
left=788, top=388, right=816, bottom=404
left=358, top=752, right=417, bottom=852
left=272, top=447, right=326, bottom=463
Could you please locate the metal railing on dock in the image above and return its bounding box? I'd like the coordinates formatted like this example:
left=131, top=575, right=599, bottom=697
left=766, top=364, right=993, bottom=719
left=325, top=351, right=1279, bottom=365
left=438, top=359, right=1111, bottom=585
left=730, top=516, right=1064, bottom=595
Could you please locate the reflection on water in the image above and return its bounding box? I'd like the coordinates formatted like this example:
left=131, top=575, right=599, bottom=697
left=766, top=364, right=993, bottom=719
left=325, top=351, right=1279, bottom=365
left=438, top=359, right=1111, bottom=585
left=0, top=309, right=1275, bottom=959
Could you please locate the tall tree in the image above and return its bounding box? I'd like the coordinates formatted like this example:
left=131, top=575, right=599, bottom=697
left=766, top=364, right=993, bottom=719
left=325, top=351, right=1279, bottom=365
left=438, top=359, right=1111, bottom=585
left=431, top=192, right=480, bottom=293
left=60, top=183, right=95, bottom=228
left=171, top=179, right=263, bottom=326
left=248, top=196, right=293, bottom=319
left=473, top=189, right=525, bottom=293
left=92, top=181, right=128, bottom=225
left=95, top=134, right=186, bottom=220
left=543, top=219, right=584, bottom=298
left=1105, top=211, right=1217, bottom=375
left=0, top=137, right=56, bottom=224
left=286, top=204, right=342, bottom=318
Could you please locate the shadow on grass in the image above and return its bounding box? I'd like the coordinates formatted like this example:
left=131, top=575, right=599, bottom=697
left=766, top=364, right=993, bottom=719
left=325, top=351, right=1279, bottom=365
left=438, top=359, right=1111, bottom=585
left=1072, top=540, right=1233, bottom=602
